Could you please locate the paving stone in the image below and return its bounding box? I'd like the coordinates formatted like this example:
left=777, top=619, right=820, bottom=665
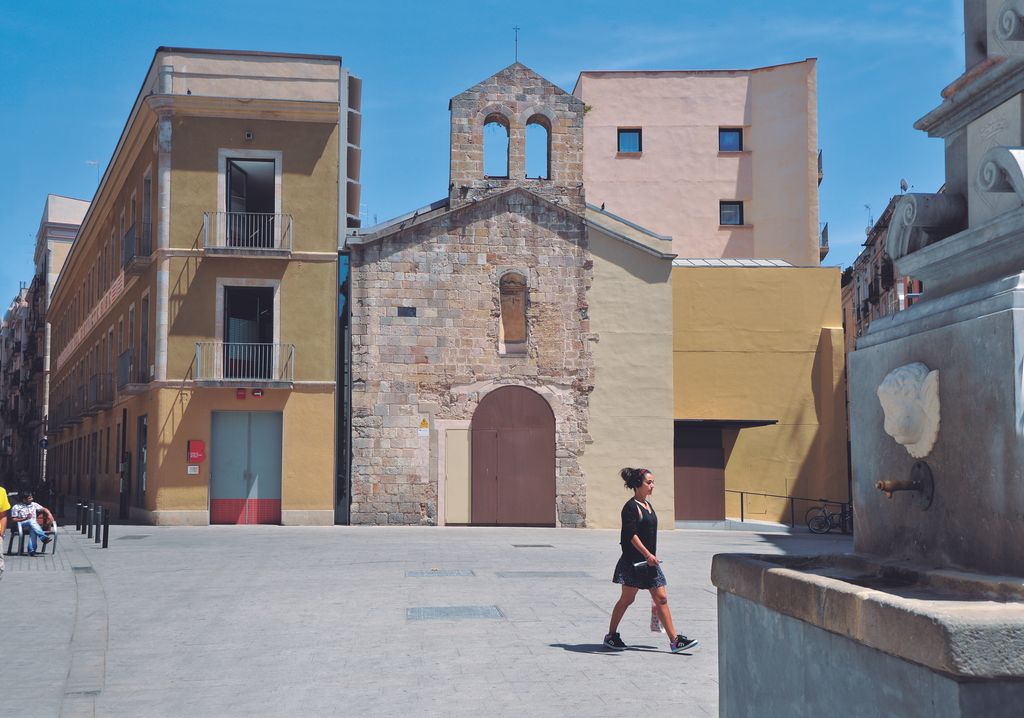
left=0, top=523, right=851, bottom=715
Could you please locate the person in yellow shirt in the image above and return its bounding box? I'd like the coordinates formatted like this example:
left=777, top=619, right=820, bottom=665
left=0, top=485, right=9, bottom=580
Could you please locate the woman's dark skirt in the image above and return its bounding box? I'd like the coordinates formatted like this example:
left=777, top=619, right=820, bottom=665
left=612, top=555, right=667, bottom=589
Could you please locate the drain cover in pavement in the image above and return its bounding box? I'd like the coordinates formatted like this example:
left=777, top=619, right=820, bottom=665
left=496, top=571, right=590, bottom=578
left=512, top=544, right=554, bottom=548
left=72, top=566, right=95, bottom=573
left=117, top=535, right=151, bottom=540
left=405, top=569, right=475, bottom=577
left=407, top=606, right=504, bottom=620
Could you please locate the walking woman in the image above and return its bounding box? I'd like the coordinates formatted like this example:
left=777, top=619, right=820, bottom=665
left=603, top=467, right=699, bottom=653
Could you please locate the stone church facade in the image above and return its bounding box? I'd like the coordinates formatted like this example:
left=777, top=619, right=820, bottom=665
left=346, top=64, right=675, bottom=527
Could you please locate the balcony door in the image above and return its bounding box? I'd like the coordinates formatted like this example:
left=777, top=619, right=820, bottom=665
left=223, top=286, right=274, bottom=381
left=226, top=158, right=275, bottom=248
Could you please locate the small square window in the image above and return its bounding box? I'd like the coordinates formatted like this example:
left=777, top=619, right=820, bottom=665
left=720, top=201, right=744, bottom=226
left=397, top=306, right=417, bottom=318
left=719, top=128, right=743, bottom=152
left=617, top=128, right=642, bottom=153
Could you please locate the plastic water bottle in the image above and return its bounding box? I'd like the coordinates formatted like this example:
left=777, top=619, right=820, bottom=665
left=650, top=603, right=663, bottom=633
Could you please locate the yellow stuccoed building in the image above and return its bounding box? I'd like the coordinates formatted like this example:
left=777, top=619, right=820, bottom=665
left=671, top=264, right=848, bottom=525
left=47, top=47, right=361, bottom=525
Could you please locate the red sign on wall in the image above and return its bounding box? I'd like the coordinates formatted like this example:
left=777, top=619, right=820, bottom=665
left=187, top=440, right=207, bottom=464
left=236, top=388, right=246, bottom=400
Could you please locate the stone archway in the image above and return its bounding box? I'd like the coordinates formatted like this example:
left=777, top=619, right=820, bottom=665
left=470, top=385, right=556, bottom=526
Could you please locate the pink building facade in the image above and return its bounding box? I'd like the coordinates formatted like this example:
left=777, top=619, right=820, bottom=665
left=573, top=60, right=822, bottom=265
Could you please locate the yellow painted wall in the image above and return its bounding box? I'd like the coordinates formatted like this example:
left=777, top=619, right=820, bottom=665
left=582, top=223, right=674, bottom=528
left=170, top=116, right=339, bottom=253
left=50, top=389, right=153, bottom=506
left=152, top=386, right=335, bottom=512
left=164, top=257, right=336, bottom=383
left=444, top=428, right=470, bottom=523
left=673, top=266, right=848, bottom=522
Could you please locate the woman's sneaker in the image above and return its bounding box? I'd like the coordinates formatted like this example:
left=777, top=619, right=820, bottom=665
left=603, top=632, right=627, bottom=651
left=670, top=635, right=699, bottom=653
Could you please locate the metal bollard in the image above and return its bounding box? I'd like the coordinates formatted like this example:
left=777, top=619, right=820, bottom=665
left=81, top=503, right=89, bottom=535
left=86, top=503, right=94, bottom=539
left=75, top=502, right=82, bottom=531
left=94, top=506, right=102, bottom=544
left=102, top=507, right=109, bottom=549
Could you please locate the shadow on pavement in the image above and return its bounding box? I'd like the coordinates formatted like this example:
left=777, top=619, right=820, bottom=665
left=549, top=643, right=664, bottom=654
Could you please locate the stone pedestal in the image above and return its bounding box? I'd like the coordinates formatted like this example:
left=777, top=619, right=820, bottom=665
left=849, top=272, right=1024, bottom=575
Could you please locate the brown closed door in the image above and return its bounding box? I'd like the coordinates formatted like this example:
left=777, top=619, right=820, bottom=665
left=471, top=429, right=498, bottom=522
left=674, top=424, right=725, bottom=521
left=674, top=448, right=725, bottom=520
left=471, top=386, right=555, bottom=526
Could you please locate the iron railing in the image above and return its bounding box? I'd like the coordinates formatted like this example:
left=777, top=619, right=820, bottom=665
left=194, top=342, right=295, bottom=383
left=87, top=372, right=113, bottom=411
left=724, top=489, right=853, bottom=534
left=116, top=348, right=151, bottom=390
left=122, top=222, right=153, bottom=268
left=203, top=212, right=293, bottom=252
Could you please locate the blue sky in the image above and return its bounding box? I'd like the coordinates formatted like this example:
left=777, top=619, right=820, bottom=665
left=0, top=1, right=964, bottom=304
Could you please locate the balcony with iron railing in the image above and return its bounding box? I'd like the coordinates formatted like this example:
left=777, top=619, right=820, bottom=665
left=86, top=372, right=114, bottom=413
left=122, top=222, right=153, bottom=274
left=117, top=348, right=151, bottom=394
left=68, top=385, right=86, bottom=424
left=48, top=400, right=66, bottom=432
left=195, top=342, right=295, bottom=387
left=203, top=212, right=293, bottom=256
left=817, top=149, right=823, bottom=186
left=819, top=222, right=829, bottom=261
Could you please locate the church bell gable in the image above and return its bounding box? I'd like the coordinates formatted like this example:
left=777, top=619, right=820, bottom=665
left=448, top=63, right=585, bottom=213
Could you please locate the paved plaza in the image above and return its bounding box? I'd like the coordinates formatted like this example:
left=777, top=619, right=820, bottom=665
left=1, top=523, right=851, bottom=717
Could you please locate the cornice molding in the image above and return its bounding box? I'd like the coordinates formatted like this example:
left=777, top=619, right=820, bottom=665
left=916, top=56, right=1024, bottom=138
left=145, top=94, right=340, bottom=123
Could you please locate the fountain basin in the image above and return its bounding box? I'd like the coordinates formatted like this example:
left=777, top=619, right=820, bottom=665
left=712, top=553, right=1024, bottom=679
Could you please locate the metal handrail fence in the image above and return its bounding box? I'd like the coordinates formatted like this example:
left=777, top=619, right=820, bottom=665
left=203, top=211, right=293, bottom=251
left=121, top=222, right=153, bottom=267
left=194, top=342, right=295, bottom=383
left=725, top=489, right=853, bottom=534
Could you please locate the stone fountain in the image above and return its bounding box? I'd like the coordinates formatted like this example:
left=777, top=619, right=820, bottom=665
left=711, top=3, right=1024, bottom=715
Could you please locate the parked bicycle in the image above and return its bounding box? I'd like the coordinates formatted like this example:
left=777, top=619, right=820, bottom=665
left=805, top=500, right=849, bottom=534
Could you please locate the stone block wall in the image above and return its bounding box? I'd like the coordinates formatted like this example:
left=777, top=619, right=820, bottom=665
left=449, top=63, right=585, bottom=214
left=349, top=190, right=593, bottom=526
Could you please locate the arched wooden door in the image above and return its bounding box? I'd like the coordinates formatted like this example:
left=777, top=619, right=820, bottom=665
left=471, top=386, right=556, bottom=526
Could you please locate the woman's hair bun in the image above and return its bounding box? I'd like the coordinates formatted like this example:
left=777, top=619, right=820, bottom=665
left=620, top=467, right=648, bottom=490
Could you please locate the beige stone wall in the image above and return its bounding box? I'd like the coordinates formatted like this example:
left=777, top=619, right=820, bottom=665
left=158, top=50, right=341, bottom=102
left=581, top=224, right=674, bottom=528
left=350, top=190, right=593, bottom=526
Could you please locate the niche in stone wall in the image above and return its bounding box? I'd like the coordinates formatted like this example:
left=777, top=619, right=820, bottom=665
left=499, top=271, right=528, bottom=355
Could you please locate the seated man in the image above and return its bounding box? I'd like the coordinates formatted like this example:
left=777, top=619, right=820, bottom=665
left=10, top=491, right=55, bottom=556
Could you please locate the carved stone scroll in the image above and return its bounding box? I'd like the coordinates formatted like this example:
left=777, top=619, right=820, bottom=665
left=996, top=0, right=1024, bottom=42
left=885, top=193, right=967, bottom=261
left=977, top=146, right=1024, bottom=197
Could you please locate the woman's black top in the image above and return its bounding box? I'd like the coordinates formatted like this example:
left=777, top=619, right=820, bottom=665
left=620, top=498, right=657, bottom=563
